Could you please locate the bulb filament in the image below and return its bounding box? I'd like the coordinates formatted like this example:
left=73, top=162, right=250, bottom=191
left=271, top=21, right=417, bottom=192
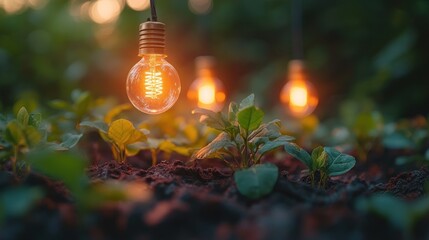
left=145, top=69, right=163, bottom=99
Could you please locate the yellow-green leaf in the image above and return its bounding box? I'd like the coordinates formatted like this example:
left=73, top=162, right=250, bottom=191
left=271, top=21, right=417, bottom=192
left=108, top=119, right=135, bottom=145
left=125, top=129, right=146, bottom=145
left=17, top=107, right=29, bottom=127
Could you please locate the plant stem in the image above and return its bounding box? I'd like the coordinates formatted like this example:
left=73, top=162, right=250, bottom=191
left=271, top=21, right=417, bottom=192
left=12, top=146, right=17, bottom=174
left=243, top=132, right=249, bottom=168
left=151, top=149, right=157, bottom=166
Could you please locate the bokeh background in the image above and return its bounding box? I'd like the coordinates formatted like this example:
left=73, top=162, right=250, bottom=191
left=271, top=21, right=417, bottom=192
left=1, top=0, right=428, bottom=120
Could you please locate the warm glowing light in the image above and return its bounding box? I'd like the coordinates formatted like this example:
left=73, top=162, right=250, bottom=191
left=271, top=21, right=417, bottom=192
left=280, top=60, right=318, bottom=117
left=187, top=56, right=226, bottom=112
left=144, top=69, right=163, bottom=99
left=78, top=1, right=91, bottom=19
left=126, top=0, right=149, bottom=11
left=2, top=0, right=26, bottom=14
left=188, top=0, right=212, bottom=15
left=290, top=84, right=308, bottom=107
left=89, top=0, right=121, bottom=24
left=198, top=84, right=216, bottom=105
left=127, top=55, right=181, bottom=114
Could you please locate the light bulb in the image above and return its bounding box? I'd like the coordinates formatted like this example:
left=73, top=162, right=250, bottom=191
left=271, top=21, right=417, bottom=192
left=126, top=21, right=181, bottom=114
left=280, top=60, right=318, bottom=117
left=187, top=56, right=226, bottom=112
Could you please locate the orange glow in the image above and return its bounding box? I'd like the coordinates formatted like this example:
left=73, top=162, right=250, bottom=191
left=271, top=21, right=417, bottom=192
left=89, top=0, right=121, bottom=24
left=198, top=84, right=215, bottom=105
left=290, top=82, right=308, bottom=107
left=188, top=57, right=226, bottom=112
left=144, top=70, right=163, bottom=99
left=280, top=60, right=318, bottom=118
left=127, top=55, right=181, bottom=115
left=126, top=0, right=149, bottom=11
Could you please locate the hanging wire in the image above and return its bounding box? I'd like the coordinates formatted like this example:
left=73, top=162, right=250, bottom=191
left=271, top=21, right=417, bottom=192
left=150, top=0, right=158, bottom=21
left=291, top=0, right=303, bottom=59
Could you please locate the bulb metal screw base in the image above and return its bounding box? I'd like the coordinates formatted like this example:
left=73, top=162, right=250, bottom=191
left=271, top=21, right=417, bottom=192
left=139, top=21, right=166, bottom=56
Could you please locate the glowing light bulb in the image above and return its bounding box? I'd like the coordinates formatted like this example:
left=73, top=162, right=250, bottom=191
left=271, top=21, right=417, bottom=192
left=126, top=22, right=181, bottom=114
left=187, top=56, right=226, bottom=112
left=280, top=60, right=318, bottom=117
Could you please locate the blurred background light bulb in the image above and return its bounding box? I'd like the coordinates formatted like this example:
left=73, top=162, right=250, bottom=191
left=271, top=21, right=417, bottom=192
left=280, top=60, right=318, bottom=117
left=126, top=21, right=181, bottom=114
left=187, top=56, right=226, bottom=112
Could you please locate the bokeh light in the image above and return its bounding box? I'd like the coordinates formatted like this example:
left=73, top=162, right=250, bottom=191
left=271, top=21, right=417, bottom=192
left=1, top=0, right=27, bottom=14
left=89, top=0, right=122, bottom=24
left=188, top=0, right=212, bottom=15
left=126, top=0, right=149, bottom=11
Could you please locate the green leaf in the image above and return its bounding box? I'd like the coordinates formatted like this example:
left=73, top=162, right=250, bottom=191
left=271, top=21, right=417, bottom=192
left=191, top=132, right=234, bottom=160
left=80, top=120, right=108, bottom=133
left=257, top=136, right=294, bottom=156
left=311, top=146, right=328, bottom=170
left=73, top=91, right=91, bottom=117
left=192, top=108, right=229, bottom=131
left=284, top=142, right=312, bottom=168
left=5, top=120, right=25, bottom=146
left=60, top=133, right=83, bottom=149
left=234, top=163, right=278, bottom=199
left=108, top=119, right=135, bottom=146
left=324, top=147, right=356, bottom=176
left=17, top=107, right=29, bottom=127
left=239, top=94, right=255, bottom=110
left=28, top=113, right=42, bottom=128
left=24, top=126, right=42, bottom=147
left=237, top=106, right=264, bottom=133
left=249, top=119, right=289, bottom=146
left=228, top=102, right=239, bottom=122
left=30, top=151, right=89, bottom=194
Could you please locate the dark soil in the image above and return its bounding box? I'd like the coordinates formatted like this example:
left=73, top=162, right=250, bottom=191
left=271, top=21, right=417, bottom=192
left=1, top=148, right=429, bottom=240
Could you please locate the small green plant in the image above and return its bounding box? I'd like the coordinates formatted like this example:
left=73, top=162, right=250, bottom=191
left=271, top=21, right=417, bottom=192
left=0, top=107, right=82, bottom=174
left=49, top=89, right=94, bottom=126
left=81, top=105, right=191, bottom=166
left=192, top=94, right=294, bottom=169
left=284, top=143, right=356, bottom=187
left=1, top=107, right=42, bottom=173
left=192, top=94, right=294, bottom=199
left=80, top=119, right=149, bottom=164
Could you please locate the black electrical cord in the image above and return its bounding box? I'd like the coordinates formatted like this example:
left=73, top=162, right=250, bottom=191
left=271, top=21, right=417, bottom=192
left=150, top=0, right=158, bottom=21
left=291, top=0, right=303, bottom=59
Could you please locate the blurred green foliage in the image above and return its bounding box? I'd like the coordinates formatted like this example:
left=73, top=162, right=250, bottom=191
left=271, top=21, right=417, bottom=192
left=1, top=0, right=428, bottom=119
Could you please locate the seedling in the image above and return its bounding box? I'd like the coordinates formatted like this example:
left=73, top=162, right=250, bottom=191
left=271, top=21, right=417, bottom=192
left=192, top=94, right=294, bottom=169
left=1, top=107, right=42, bottom=173
left=192, top=94, right=294, bottom=198
left=80, top=119, right=148, bottom=164
left=284, top=143, right=356, bottom=187
left=0, top=107, right=82, bottom=174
